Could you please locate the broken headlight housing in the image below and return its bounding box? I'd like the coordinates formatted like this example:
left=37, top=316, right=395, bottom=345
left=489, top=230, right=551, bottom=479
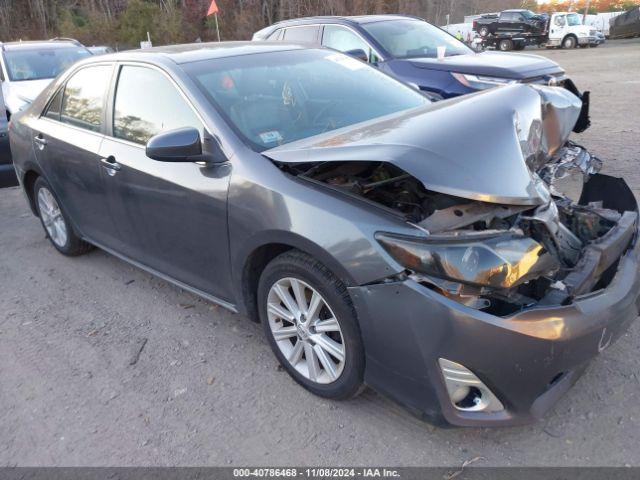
left=376, top=232, right=558, bottom=289
left=451, top=72, right=516, bottom=90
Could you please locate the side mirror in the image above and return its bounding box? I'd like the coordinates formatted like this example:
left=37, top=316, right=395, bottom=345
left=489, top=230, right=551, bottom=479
left=344, top=48, right=369, bottom=63
left=146, top=127, right=226, bottom=163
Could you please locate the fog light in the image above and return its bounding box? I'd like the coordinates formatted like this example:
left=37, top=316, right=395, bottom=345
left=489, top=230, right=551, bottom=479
left=438, top=358, right=504, bottom=412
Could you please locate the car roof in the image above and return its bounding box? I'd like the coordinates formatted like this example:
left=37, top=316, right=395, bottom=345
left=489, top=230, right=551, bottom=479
left=269, top=14, right=422, bottom=27
left=1, top=39, right=84, bottom=51
left=78, top=41, right=308, bottom=66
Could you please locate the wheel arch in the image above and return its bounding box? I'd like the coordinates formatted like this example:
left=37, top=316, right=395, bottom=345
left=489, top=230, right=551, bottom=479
left=22, top=168, right=42, bottom=216
left=562, top=34, right=578, bottom=47
left=237, top=233, right=359, bottom=322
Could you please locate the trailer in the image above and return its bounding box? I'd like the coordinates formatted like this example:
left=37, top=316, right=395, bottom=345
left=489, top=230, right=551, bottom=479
left=480, top=32, right=547, bottom=51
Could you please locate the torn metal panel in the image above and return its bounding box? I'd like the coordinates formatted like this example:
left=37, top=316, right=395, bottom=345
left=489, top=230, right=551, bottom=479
left=417, top=202, right=530, bottom=233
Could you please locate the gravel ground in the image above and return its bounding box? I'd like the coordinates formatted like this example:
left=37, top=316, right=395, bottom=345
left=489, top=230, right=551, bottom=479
left=1, top=39, right=639, bottom=467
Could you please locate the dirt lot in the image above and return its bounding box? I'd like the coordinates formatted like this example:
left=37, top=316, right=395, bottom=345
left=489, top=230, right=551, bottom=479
left=1, top=39, right=639, bottom=467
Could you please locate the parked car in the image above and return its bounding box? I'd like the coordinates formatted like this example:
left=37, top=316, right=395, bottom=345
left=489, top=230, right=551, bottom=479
left=1, top=38, right=92, bottom=119
left=251, top=14, right=590, bottom=122
left=0, top=38, right=92, bottom=186
left=473, top=9, right=547, bottom=38
left=9, top=43, right=639, bottom=427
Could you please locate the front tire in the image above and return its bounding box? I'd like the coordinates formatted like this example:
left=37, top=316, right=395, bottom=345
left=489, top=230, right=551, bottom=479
left=258, top=250, right=365, bottom=400
left=34, top=177, right=92, bottom=256
left=562, top=36, right=577, bottom=49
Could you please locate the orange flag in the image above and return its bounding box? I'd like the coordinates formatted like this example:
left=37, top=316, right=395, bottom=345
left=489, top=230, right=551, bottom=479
left=207, top=0, right=219, bottom=16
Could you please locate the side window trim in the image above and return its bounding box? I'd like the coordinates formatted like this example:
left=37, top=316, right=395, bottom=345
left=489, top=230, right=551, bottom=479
left=41, top=85, right=64, bottom=122
left=320, top=24, right=384, bottom=62
left=109, top=62, right=209, bottom=147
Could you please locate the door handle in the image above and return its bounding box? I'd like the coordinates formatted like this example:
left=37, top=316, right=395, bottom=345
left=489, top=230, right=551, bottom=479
left=100, top=156, right=121, bottom=175
left=34, top=134, right=48, bottom=148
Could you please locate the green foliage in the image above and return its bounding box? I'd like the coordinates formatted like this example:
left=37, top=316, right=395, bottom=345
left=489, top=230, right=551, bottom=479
left=118, top=0, right=158, bottom=46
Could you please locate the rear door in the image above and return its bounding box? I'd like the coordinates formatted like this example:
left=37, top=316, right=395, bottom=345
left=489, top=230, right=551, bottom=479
left=98, top=64, right=234, bottom=301
left=31, top=63, right=119, bottom=245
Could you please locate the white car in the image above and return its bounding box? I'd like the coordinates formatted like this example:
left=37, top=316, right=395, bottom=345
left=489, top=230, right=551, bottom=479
left=1, top=38, right=92, bottom=120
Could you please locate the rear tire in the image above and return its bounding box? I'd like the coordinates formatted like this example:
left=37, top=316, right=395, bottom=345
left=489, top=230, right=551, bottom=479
left=479, top=26, right=489, bottom=37
left=33, top=177, right=92, bottom=256
left=258, top=250, right=365, bottom=400
left=499, top=39, right=513, bottom=51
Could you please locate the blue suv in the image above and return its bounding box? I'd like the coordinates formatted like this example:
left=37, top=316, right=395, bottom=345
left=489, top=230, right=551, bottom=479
left=253, top=14, right=589, bottom=130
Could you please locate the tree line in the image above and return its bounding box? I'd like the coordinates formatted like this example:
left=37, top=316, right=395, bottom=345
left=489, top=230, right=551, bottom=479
left=0, top=0, right=635, bottom=48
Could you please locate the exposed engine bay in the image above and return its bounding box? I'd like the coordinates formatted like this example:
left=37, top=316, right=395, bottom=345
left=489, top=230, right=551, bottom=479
left=267, top=84, right=638, bottom=316
left=283, top=146, right=637, bottom=315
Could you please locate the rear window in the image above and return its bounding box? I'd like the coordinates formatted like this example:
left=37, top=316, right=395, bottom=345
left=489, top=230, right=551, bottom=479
left=282, top=26, right=319, bottom=44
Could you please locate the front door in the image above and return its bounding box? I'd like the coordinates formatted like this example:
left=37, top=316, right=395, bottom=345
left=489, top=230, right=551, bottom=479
left=99, top=64, right=234, bottom=302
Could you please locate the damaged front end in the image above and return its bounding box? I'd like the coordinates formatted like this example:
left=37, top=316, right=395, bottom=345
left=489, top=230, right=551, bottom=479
left=266, top=83, right=637, bottom=316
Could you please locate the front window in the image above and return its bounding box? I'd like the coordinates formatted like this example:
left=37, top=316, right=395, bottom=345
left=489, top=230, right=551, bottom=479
left=184, top=49, right=428, bottom=151
left=322, top=25, right=379, bottom=62
left=567, top=13, right=581, bottom=26
left=113, top=66, right=203, bottom=145
left=2, top=47, right=91, bottom=82
left=520, top=10, right=536, bottom=19
left=361, top=19, right=472, bottom=59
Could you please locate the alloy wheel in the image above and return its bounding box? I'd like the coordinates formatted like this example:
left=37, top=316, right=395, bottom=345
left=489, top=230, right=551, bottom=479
left=267, top=277, right=345, bottom=384
left=37, top=187, right=68, bottom=247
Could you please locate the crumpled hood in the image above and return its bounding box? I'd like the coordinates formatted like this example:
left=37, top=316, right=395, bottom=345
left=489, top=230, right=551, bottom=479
left=407, top=51, right=563, bottom=80
left=265, top=84, right=582, bottom=206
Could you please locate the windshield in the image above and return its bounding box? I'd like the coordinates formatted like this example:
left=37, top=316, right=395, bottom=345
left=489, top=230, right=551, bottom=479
left=361, top=19, right=472, bottom=59
left=3, top=47, right=91, bottom=82
left=521, top=10, right=536, bottom=19
left=184, top=49, right=429, bottom=152
left=567, top=13, right=581, bottom=26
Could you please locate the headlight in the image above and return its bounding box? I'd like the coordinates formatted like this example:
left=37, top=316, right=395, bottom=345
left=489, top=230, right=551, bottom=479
left=451, top=72, right=516, bottom=90
left=376, top=232, right=558, bottom=289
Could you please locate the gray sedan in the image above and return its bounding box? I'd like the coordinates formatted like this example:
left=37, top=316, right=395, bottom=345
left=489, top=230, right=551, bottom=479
left=8, top=42, right=639, bottom=427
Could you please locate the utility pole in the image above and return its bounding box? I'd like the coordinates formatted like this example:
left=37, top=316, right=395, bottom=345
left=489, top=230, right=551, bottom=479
left=583, top=0, right=591, bottom=23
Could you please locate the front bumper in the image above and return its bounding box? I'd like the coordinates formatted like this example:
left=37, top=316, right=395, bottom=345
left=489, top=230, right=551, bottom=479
left=350, top=175, right=639, bottom=427
left=579, top=36, right=597, bottom=45
left=350, top=237, right=640, bottom=426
